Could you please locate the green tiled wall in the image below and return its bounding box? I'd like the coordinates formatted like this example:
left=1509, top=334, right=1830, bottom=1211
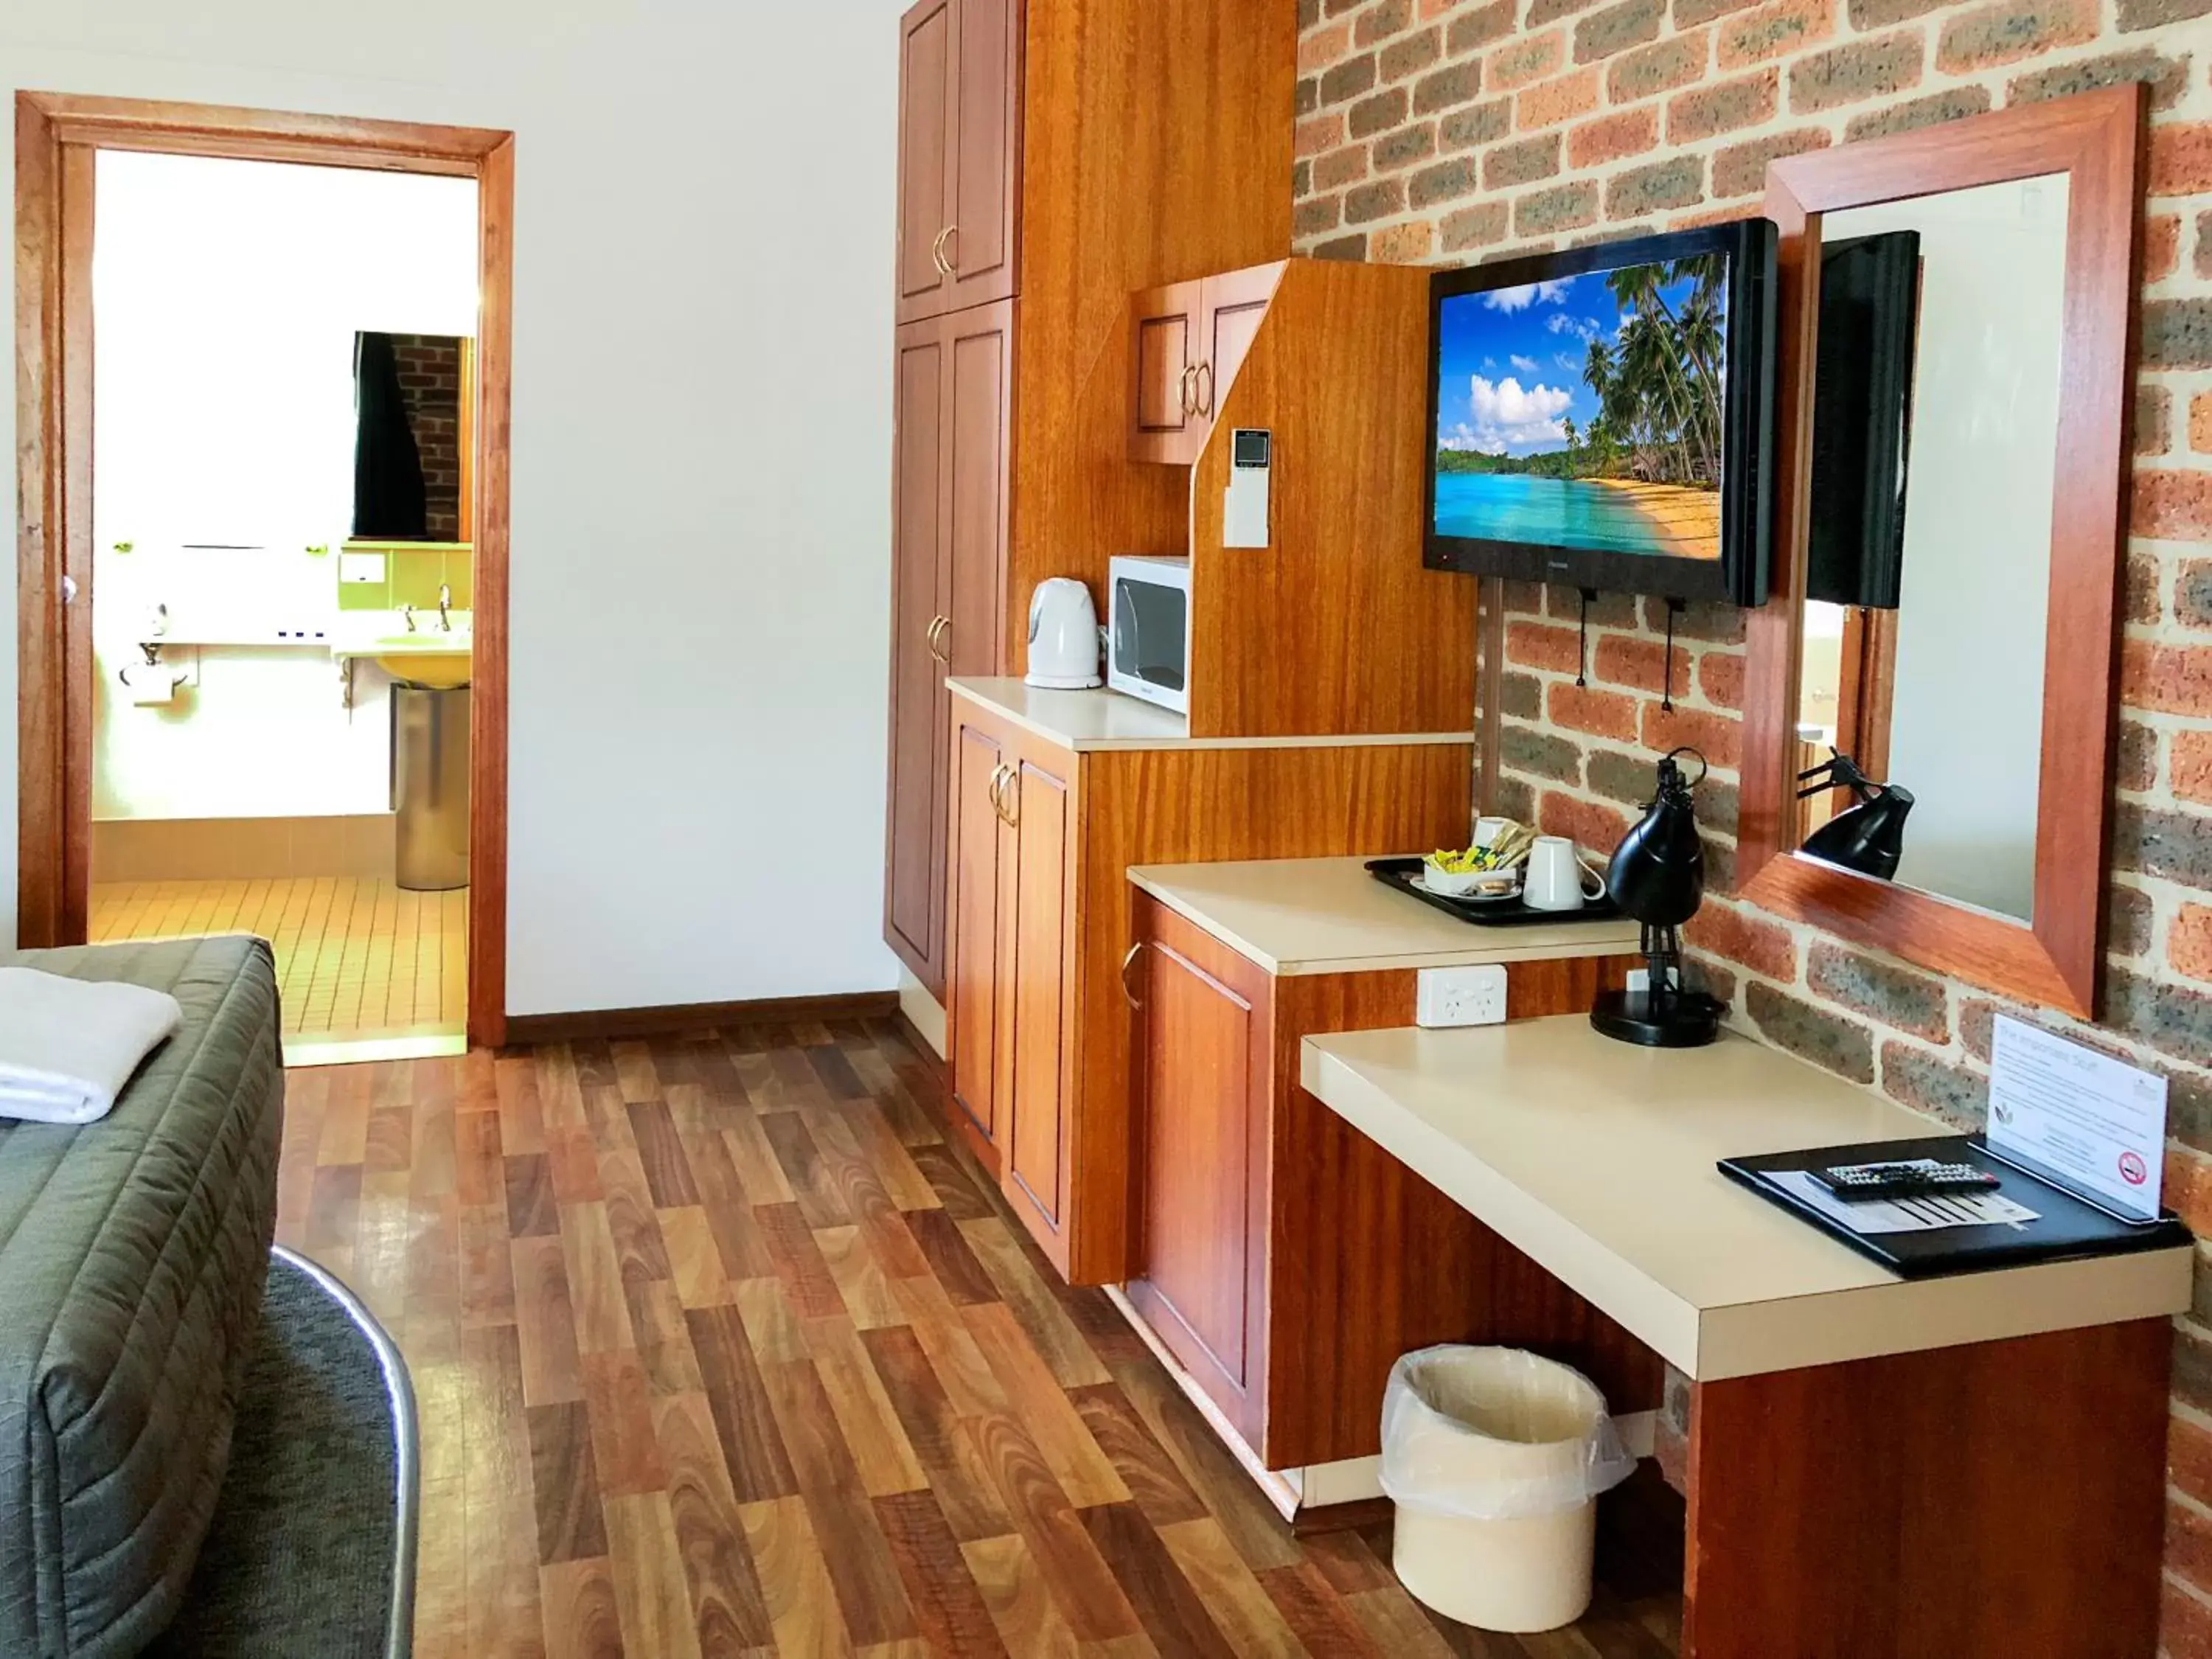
left=338, top=541, right=474, bottom=611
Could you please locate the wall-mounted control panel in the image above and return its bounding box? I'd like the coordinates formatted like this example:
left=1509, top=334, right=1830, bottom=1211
left=1224, top=427, right=1270, bottom=549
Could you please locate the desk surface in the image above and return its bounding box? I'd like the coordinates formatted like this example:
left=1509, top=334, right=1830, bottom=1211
left=1301, top=1018, right=2192, bottom=1380
left=1127, top=856, right=1640, bottom=975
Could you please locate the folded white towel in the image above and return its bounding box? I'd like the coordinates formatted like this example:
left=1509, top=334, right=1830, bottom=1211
left=0, top=967, right=184, bottom=1125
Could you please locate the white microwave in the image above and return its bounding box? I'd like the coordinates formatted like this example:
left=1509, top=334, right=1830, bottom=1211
left=1106, top=555, right=1191, bottom=715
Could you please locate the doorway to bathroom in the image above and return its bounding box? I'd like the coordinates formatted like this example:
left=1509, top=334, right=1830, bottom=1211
left=15, top=94, right=515, bottom=1058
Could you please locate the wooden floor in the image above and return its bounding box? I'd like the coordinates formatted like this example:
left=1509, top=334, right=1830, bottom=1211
left=278, top=1019, right=1684, bottom=1658
left=92, top=876, right=465, bottom=1037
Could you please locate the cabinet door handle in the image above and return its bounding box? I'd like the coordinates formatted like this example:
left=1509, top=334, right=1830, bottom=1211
left=1121, top=942, right=1144, bottom=1009
left=930, top=617, right=953, bottom=665
left=931, top=226, right=954, bottom=276
left=1177, top=364, right=1197, bottom=418
left=942, top=223, right=960, bottom=274
left=998, top=765, right=1019, bottom=827
left=1196, top=360, right=1216, bottom=418
left=986, top=763, right=1006, bottom=819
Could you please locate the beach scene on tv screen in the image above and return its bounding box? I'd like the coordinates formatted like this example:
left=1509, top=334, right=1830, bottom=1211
left=1432, top=255, right=1727, bottom=560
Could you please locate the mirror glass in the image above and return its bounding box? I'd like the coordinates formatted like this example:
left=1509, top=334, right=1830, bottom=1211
left=352, top=330, right=474, bottom=543
left=1792, top=173, right=2069, bottom=923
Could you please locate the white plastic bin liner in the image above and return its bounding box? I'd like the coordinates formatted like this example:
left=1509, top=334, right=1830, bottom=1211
left=1379, top=1346, right=1635, bottom=1632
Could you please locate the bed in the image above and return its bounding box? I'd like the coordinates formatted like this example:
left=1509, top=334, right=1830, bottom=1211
left=0, top=936, right=283, bottom=1657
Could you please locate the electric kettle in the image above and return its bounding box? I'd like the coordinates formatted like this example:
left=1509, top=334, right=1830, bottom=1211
left=1025, top=578, right=1103, bottom=689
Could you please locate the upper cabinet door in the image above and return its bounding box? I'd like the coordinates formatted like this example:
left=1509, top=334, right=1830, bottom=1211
left=1129, top=279, right=1206, bottom=465
left=899, top=0, right=1022, bottom=325
left=945, top=0, right=1022, bottom=313
left=1127, top=265, right=1286, bottom=465
left=1197, top=262, right=1287, bottom=426
left=897, top=0, right=956, bottom=322
left=883, top=320, right=953, bottom=992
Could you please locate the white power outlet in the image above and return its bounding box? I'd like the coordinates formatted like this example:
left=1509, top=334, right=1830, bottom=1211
left=1416, top=963, right=1509, bottom=1029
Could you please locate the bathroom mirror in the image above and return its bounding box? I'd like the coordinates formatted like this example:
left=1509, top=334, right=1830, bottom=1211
left=1739, top=86, right=2143, bottom=1018
left=352, top=330, right=475, bottom=543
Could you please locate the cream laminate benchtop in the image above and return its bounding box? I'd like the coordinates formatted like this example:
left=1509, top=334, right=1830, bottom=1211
left=1127, top=856, right=1638, bottom=975
left=947, top=678, right=1475, bottom=753
left=1301, top=1018, right=2193, bottom=1381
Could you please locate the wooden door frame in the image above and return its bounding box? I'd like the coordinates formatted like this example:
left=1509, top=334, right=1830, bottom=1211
left=14, top=91, right=515, bottom=1046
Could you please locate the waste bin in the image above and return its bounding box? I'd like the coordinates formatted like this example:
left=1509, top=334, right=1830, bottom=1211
left=392, top=684, right=470, bottom=891
left=1378, top=1346, right=1635, bottom=1632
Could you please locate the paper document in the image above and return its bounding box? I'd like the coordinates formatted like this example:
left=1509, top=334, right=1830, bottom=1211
left=1989, top=1016, right=2168, bottom=1223
left=1767, top=1171, right=2039, bottom=1236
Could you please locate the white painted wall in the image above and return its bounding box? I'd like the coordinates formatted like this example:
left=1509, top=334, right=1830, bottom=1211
left=1822, top=176, right=2067, bottom=924
left=4, top=0, right=905, bottom=1012
left=92, top=153, right=476, bottom=822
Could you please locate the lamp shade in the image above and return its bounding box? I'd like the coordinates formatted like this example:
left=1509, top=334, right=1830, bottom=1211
left=1801, top=785, right=1915, bottom=881
left=1604, top=756, right=1705, bottom=927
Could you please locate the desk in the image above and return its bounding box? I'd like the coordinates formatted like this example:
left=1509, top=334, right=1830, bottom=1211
left=1302, top=1019, right=2191, bottom=1658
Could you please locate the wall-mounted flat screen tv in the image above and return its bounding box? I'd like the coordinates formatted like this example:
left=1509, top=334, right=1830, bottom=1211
left=1424, top=220, right=1778, bottom=606
left=1806, top=229, right=1921, bottom=611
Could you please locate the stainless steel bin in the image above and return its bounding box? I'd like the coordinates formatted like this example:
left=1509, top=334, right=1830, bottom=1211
left=392, top=684, right=470, bottom=891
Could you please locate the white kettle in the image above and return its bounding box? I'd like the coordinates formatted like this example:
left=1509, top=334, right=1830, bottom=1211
left=1025, top=578, right=1102, bottom=689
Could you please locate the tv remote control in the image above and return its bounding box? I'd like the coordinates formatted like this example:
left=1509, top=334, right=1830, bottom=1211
left=1810, top=1158, right=2001, bottom=1201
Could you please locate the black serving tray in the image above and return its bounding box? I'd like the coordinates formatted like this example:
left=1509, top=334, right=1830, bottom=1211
left=1365, top=857, right=1624, bottom=928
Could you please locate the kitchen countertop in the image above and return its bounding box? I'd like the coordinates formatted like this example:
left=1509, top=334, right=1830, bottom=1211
left=1127, top=855, right=1639, bottom=975
left=1301, top=1018, right=2193, bottom=1380
left=947, top=678, right=1475, bottom=753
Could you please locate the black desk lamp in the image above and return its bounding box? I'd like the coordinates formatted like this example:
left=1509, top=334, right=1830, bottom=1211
left=1590, top=748, right=1724, bottom=1048
left=1797, top=750, right=1913, bottom=880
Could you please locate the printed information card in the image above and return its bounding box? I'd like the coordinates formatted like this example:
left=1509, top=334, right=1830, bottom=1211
left=1988, top=1016, right=2169, bottom=1223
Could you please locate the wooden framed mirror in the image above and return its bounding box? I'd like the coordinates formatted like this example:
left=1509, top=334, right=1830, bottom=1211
left=1737, top=84, right=2146, bottom=1020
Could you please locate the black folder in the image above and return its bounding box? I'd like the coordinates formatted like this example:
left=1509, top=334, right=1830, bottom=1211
left=1719, top=1134, right=2193, bottom=1279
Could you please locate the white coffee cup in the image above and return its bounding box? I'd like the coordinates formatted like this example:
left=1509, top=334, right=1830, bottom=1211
left=1473, top=815, right=1514, bottom=849
left=1523, top=835, right=1608, bottom=911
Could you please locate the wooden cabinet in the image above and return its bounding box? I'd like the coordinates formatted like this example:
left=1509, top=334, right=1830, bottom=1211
left=883, top=0, right=1295, bottom=991
left=897, top=0, right=1021, bottom=325
left=1127, top=262, right=1286, bottom=465
left=885, top=301, right=1015, bottom=996
left=1128, top=904, right=1272, bottom=1447
left=885, top=322, right=952, bottom=990
left=1003, top=745, right=1076, bottom=1238
left=947, top=723, right=1010, bottom=1141
left=943, top=690, right=1476, bottom=1281
left=1127, top=890, right=1655, bottom=1475
left=944, top=700, right=1080, bottom=1260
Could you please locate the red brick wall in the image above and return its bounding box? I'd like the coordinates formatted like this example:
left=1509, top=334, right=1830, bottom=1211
left=1295, top=0, right=2212, bottom=1643
left=389, top=333, right=466, bottom=542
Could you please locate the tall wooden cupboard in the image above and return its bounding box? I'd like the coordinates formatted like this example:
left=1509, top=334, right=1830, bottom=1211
left=880, top=0, right=1296, bottom=996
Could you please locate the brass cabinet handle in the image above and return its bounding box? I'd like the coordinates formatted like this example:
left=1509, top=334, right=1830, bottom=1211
left=942, top=223, right=960, bottom=274
left=986, top=762, right=1007, bottom=820
left=998, top=764, right=1019, bottom=827
left=1121, top=942, right=1144, bottom=1009
left=930, top=617, right=953, bottom=664
left=1177, top=364, right=1197, bottom=418
left=1196, top=360, right=1216, bottom=418
left=931, top=226, right=954, bottom=276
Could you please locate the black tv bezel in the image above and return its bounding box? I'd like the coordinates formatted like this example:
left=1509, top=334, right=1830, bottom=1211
left=1422, top=220, right=1778, bottom=608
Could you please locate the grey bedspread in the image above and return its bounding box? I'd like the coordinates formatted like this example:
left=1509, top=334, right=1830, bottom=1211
left=0, top=936, right=283, bottom=1658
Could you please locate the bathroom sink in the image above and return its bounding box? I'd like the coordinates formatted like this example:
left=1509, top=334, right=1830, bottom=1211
left=331, top=611, right=474, bottom=689
left=375, top=647, right=473, bottom=689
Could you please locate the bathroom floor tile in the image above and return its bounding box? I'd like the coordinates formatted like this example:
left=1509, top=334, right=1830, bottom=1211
left=89, top=877, right=466, bottom=1042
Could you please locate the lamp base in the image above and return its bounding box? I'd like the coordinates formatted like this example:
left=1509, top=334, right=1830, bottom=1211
left=1590, top=985, right=1722, bottom=1048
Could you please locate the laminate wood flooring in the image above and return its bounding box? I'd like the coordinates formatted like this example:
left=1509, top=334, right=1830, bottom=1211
left=278, top=1018, right=1684, bottom=1657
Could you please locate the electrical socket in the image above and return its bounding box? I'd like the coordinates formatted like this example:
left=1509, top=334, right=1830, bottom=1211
left=1416, top=964, right=1508, bottom=1029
